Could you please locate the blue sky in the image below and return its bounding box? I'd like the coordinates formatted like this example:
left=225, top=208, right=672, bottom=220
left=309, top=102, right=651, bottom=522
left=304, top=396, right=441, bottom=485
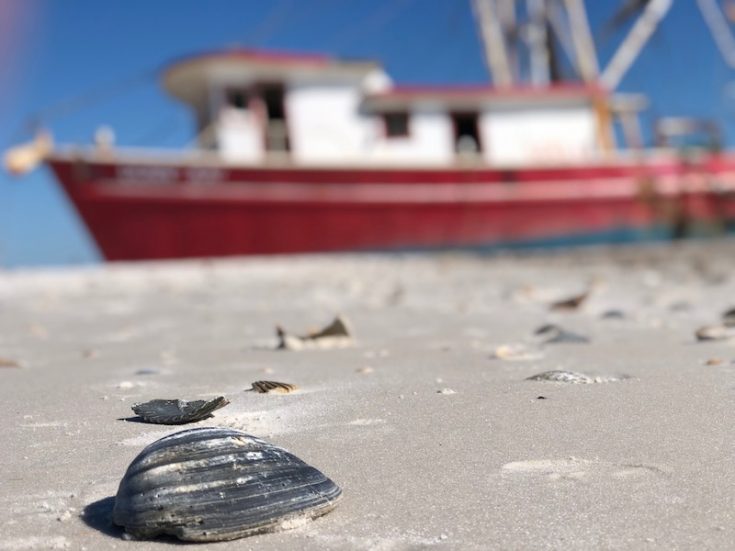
left=1, top=0, right=733, bottom=267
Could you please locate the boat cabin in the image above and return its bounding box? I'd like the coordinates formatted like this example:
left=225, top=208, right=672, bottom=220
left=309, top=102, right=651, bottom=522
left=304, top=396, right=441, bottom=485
left=162, top=49, right=619, bottom=167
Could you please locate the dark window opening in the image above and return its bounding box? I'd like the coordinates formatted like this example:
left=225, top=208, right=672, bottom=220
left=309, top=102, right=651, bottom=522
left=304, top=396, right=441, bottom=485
left=384, top=112, right=410, bottom=138
left=452, top=112, right=481, bottom=154
left=262, top=85, right=286, bottom=121
left=258, top=84, right=290, bottom=152
left=226, top=89, right=249, bottom=110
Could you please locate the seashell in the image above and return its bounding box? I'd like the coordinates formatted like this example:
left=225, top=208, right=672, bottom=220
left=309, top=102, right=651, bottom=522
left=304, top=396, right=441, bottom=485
left=695, top=324, right=735, bottom=341
left=549, top=291, right=589, bottom=312
left=248, top=380, right=298, bottom=394
left=490, top=343, right=543, bottom=361
left=533, top=324, right=589, bottom=344
left=599, top=309, right=626, bottom=320
left=131, top=396, right=229, bottom=425
left=722, top=307, right=735, bottom=327
left=526, top=370, right=624, bottom=384
left=276, top=315, right=353, bottom=350
left=0, top=356, right=20, bottom=368
left=112, top=427, right=342, bottom=541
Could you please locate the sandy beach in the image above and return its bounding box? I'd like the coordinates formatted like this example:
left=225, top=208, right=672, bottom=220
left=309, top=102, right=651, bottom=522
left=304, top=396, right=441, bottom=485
left=2, top=243, right=735, bottom=550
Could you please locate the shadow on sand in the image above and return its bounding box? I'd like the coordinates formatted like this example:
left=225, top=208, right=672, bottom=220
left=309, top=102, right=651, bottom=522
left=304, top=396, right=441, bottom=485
left=81, top=496, right=123, bottom=538
left=82, top=496, right=186, bottom=544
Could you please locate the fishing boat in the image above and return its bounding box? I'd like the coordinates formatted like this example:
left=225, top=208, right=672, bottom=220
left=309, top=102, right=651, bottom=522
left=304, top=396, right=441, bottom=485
left=6, top=0, right=735, bottom=260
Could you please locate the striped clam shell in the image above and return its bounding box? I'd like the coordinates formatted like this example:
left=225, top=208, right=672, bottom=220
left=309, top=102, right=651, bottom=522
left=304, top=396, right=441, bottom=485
left=112, top=427, right=342, bottom=542
left=249, top=380, right=298, bottom=394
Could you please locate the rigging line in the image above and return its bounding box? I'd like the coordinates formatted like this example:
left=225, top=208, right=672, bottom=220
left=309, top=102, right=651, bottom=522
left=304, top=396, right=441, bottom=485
left=131, top=116, right=183, bottom=147
left=243, top=0, right=296, bottom=46
left=31, top=68, right=158, bottom=124
left=6, top=66, right=159, bottom=146
left=326, top=0, right=418, bottom=52
left=422, top=1, right=478, bottom=82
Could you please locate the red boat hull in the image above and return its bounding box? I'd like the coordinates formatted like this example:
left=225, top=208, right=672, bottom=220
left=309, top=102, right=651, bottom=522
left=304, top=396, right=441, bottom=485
left=47, top=155, right=735, bottom=261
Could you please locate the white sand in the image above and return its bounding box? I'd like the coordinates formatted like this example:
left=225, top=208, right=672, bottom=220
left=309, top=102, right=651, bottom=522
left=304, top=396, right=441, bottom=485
left=2, top=243, right=735, bottom=549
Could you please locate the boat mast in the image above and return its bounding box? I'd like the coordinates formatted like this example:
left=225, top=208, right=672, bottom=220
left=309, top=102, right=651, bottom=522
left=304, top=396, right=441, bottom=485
left=527, top=0, right=551, bottom=85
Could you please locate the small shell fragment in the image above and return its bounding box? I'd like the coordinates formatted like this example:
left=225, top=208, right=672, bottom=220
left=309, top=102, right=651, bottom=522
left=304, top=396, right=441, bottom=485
left=695, top=325, right=735, bottom=341
left=533, top=324, right=589, bottom=344
left=599, top=309, right=626, bottom=320
left=526, top=370, right=624, bottom=384
left=550, top=291, right=589, bottom=311
left=490, top=343, right=543, bottom=361
left=112, top=427, right=342, bottom=541
left=0, top=357, right=20, bottom=368
left=723, top=308, right=735, bottom=327
left=131, top=396, right=229, bottom=425
left=249, top=381, right=298, bottom=394
left=276, top=315, right=353, bottom=350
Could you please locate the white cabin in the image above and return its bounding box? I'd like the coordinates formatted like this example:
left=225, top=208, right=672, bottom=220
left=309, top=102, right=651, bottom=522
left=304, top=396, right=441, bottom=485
left=162, top=49, right=619, bottom=167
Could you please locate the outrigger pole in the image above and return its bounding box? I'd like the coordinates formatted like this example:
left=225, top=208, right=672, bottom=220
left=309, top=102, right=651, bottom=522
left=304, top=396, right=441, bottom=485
left=600, top=0, right=673, bottom=90
left=472, top=0, right=514, bottom=86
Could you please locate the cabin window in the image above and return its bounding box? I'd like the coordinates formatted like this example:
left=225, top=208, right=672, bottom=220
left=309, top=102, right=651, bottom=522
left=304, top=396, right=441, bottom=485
left=383, top=112, right=410, bottom=138
left=226, top=88, right=249, bottom=110
left=452, top=112, right=482, bottom=154
left=257, top=84, right=290, bottom=152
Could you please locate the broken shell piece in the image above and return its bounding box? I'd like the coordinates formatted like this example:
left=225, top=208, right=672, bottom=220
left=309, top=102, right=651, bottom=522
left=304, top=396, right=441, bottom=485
left=549, top=291, right=589, bottom=312
left=722, top=308, right=735, bottom=327
left=526, top=370, right=625, bottom=384
left=0, top=357, right=20, bottom=368
left=599, top=309, right=626, bottom=320
left=695, top=325, right=735, bottom=342
left=533, top=324, right=589, bottom=344
left=112, top=427, right=342, bottom=542
left=131, top=396, right=229, bottom=425
left=491, top=343, right=544, bottom=361
left=249, top=381, right=298, bottom=394
left=276, top=315, right=353, bottom=350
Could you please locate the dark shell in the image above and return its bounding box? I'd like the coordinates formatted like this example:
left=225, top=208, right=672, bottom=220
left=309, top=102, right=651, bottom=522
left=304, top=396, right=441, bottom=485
left=276, top=315, right=352, bottom=350
left=549, top=291, right=589, bottom=311
left=533, top=324, right=589, bottom=344
left=723, top=307, right=735, bottom=327
left=131, top=396, right=229, bottom=425
left=249, top=381, right=298, bottom=394
left=112, top=427, right=342, bottom=541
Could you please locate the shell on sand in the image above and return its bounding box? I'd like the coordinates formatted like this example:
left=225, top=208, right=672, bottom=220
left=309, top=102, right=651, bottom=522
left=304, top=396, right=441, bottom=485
left=695, top=324, right=735, bottom=341
left=533, top=324, right=589, bottom=344
left=526, top=370, right=624, bottom=384
left=549, top=291, right=589, bottom=312
left=131, top=396, right=229, bottom=425
left=249, top=380, right=298, bottom=394
left=722, top=307, right=735, bottom=327
left=491, top=343, right=544, bottom=361
left=276, top=315, right=353, bottom=350
left=112, top=427, right=342, bottom=542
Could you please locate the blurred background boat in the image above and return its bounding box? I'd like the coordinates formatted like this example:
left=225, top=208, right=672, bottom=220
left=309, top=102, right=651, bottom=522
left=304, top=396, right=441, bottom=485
left=7, top=0, right=735, bottom=261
